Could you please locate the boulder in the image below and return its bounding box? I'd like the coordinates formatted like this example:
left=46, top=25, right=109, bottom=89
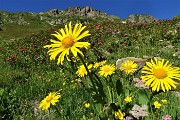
left=116, top=57, right=148, bottom=69
left=128, top=14, right=158, bottom=23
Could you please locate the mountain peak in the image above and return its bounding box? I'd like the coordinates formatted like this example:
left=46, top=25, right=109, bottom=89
left=0, top=6, right=120, bottom=27
left=46, top=6, right=108, bottom=18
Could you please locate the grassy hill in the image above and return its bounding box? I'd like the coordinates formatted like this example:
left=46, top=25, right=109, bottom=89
left=0, top=7, right=121, bottom=42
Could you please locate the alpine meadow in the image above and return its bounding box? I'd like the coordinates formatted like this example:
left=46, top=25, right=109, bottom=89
left=0, top=7, right=180, bottom=120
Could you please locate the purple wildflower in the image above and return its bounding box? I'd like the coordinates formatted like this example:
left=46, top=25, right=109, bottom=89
left=162, top=115, right=172, bottom=120
left=129, top=104, right=149, bottom=119
left=133, top=78, right=149, bottom=89
left=124, top=116, right=133, bottom=120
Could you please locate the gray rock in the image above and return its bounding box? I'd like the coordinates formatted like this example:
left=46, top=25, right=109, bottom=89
left=0, top=11, right=29, bottom=25
left=161, top=45, right=174, bottom=53
left=128, top=14, right=158, bottom=23
left=47, top=9, right=60, bottom=16
left=173, top=50, right=180, bottom=58
left=116, top=57, right=148, bottom=69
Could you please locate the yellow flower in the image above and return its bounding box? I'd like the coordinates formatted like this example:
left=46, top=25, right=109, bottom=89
left=99, top=64, right=115, bottom=77
left=94, top=60, right=106, bottom=68
left=154, top=101, right=161, bottom=109
left=81, top=115, right=86, bottom=120
left=44, top=21, right=91, bottom=65
left=114, top=109, right=125, bottom=120
left=124, top=96, right=133, bottom=103
left=39, top=92, right=61, bottom=110
left=90, top=112, right=93, bottom=116
left=84, top=103, right=90, bottom=108
left=120, top=60, right=138, bottom=74
left=63, top=81, right=66, bottom=86
left=76, top=64, right=93, bottom=77
left=141, top=57, right=180, bottom=92
left=161, top=99, right=168, bottom=105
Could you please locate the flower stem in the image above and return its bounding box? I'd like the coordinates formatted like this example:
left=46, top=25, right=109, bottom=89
left=77, top=53, right=98, bottom=93
left=107, top=85, right=112, bottom=103
left=148, top=92, right=158, bottom=120
left=108, top=76, right=114, bottom=103
left=54, top=105, right=61, bottom=116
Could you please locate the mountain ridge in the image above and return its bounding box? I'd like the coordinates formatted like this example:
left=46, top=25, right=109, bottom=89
left=0, top=6, right=121, bottom=26
left=0, top=6, right=164, bottom=27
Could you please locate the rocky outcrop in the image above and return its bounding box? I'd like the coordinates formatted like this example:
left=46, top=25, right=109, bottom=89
left=173, top=15, right=180, bottom=21
left=0, top=6, right=121, bottom=26
left=0, top=11, right=30, bottom=25
left=42, top=6, right=121, bottom=25
left=127, top=14, right=158, bottom=23
left=44, top=6, right=114, bottom=19
left=40, top=6, right=118, bottom=25
left=47, top=9, right=60, bottom=16
left=62, top=6, right=108, bottom=18
left=0, top=14, right=3, bottom=30
left=0, top=7, right=163, bottom=27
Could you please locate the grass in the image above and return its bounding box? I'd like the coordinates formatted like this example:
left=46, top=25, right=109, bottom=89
left=0, top=22, right=51, bottom=42
left=0, top=18, right=180, bottom=120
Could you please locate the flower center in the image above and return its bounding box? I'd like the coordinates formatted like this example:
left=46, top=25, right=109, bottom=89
left=154, top=68, right=167, bottom=79
left=62, top=36, right=74, bottom=48
left=46, top=96, right=53, bottom=103
left=82, top=68, right=87, bottom=73
left=126, top=66, right=132, bottom=70
left=104, top=67, right=110, bottom=73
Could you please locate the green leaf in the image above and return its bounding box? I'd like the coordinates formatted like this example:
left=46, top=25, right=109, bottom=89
left=116, top=79, right=123, bottom=96
left=94, top=103, right=103, bottom=114
left=0, top=88, right=5, bottom=96
left=137, top=89, right=150, bottom=105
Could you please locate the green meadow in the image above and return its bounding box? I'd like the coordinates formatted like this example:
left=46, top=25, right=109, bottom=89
left=0, top=17, right=180, bottom=120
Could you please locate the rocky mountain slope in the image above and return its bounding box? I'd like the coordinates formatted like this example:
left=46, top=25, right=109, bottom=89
left=0, top=6, right=120, bottom=27
left=127, top=14, right=158, bottom=23
left=0, top=6, right=162, bottom=28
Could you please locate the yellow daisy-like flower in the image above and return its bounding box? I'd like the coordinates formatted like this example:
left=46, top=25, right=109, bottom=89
left=84, top=103, right=90, bottom=108
left=44, top=21, right=91, bottom=65
left=124, top=96, right=133, bottom=103
left=94, top=60, right=106, bottom=68
left=39, top=92, right=61, bottom=110
left=114, top=109, right=125, bottom=120
left=99, top=64, right=115, bottom=77
left=141, top=57, right=180, bottom=92
left=76, top=64, right=93, bottom=77
left=161, top=99, right=168, bottom=105
left=120, top=60, right=138, bottom=74
left=154, top=101, right=161, bottom=109
left=81, top=115, right=86, bottom=120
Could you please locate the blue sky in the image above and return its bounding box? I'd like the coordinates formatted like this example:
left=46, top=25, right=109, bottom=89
left=0, top=0, right=180, bottom=20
